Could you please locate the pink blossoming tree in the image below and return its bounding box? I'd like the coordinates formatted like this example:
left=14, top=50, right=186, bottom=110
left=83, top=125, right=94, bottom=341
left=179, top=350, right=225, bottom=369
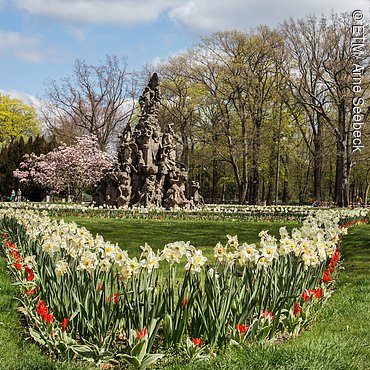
left=14, top=135, right=113, bottom=201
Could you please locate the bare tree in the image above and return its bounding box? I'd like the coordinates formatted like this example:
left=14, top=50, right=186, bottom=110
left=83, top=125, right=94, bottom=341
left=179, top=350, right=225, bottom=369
left=243, top=27, right=285, bottom=204
left=171, top=29, right=284, bottom=204
left=281, top=15, right=331, bottom=202
left=42, top=56, right=136, bottom=150
left=282, top=13, right=369, bottom=206
left=185, top=31, right=251, bottom=204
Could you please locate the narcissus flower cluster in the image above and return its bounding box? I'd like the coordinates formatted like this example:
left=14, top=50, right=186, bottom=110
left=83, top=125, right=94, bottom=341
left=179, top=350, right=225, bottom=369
left=0, top=205, right=367, bottom=364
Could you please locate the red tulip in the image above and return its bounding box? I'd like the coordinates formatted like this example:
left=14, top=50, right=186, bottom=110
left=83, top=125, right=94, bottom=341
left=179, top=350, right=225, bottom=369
left=192, top=338, right=203, bottom=346
left=136, top=327, right=147, bottom=339
left=293, top=302, right=301, bottom=316
left=236, top=324, right=248, bottom=333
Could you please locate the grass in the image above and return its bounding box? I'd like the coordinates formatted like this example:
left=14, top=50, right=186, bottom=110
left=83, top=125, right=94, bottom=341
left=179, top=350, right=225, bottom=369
left=58, top=217, right=300, bottom=259
left=0, top=217, right=369, bottom=369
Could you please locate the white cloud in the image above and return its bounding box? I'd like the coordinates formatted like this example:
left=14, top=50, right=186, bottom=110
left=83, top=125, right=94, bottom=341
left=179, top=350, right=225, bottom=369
left=9, top=0, right=369, bottom=32
left=169, top=0, right=369, bottom=33
left=0, top=89, right=42, bottom=108
left=0, top=89, right=47, bottom=132
left=12, top=0, right=180, bottom=25
left=0, top=31, right=58, bottom=62
left=0, top=89, right=48, bottom=134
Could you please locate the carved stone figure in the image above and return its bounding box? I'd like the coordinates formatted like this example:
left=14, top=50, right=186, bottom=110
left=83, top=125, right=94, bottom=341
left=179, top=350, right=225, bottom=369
left=93, top=73, right=202, bottom=209
left=136, top=174, right=156, bottom=206
left=105, top=170, right=119, bottom=206
left=117, top=167, right=132, bottom=207
left=92, top=179, right=106, bottom=206
left=191, top=181, right=204, bottom=207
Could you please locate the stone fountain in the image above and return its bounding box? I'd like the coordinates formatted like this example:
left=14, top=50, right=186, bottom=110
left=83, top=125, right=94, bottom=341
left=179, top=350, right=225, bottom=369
left=93, top=73, right=203, bottom=209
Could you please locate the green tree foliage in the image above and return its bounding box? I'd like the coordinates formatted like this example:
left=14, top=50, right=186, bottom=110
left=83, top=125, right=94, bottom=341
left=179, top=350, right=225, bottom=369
left=0, top=135, right=56, bottom=201
left=0, top=95, right=40, bottom=146
left=151, top=12, right=369, bottom=205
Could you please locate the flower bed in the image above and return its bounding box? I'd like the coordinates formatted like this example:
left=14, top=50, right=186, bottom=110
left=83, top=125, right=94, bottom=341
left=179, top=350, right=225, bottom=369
left=0, top=202, right=320, bottom=222
left=0, top=207, right=368, bottom=368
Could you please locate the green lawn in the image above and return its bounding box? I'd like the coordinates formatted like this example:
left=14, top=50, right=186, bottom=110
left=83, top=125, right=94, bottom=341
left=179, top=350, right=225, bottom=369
left=0, top=218, right=369, bottom=369
left=58, top=217, right=300, bottom=259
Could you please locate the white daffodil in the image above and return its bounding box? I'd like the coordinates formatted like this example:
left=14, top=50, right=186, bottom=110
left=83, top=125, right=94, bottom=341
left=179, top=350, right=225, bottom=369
left=79, top=250, right=98, bottom=272
left=140, top=251, right=160, bottom=273
left=279, top=226, right=289, bottom=238
left=140, top=242, right=153, bottom=258
left=226, top=234, right=238, bottom=249
left=161, top=241, right=186, bottom=264
left=261, top=244, right=279, bottom=261
left=225, top=252, right=236, bottom=266
left=214, top=242, right=227, bottom=261
left=291, top=229, right=302, bottom=240
left=119, top=265, right=133, bottom=280
left=99, top=258, right=112, bottom=272
left=103, top=242, right=116, bottom=259
left=256, top=256, right=270, bottom=268
left=113, top=248, right=129, bottom=266
left=279, top=238, right=294, bottom=254
left=126, top=257, right=141, bottom=274
left=238, top=243, right=259, bottom=265
left=258, top=230, right=269, bottom=238
left=185, top=249, right=207, bottom=273
left=43, top=240, right=56, bottom=255
left=55, top=260, right=69, bottom=277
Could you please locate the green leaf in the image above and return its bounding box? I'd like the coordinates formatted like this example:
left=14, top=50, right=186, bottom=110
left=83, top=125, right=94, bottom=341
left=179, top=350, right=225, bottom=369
left=70, top=344, right=97, bottom=359
left=131, top=339, right=147, bottom=360
left=69, top=310, right=79, bottom=321
left=29, top=328, right=46, bottom=345
left=139, top=353, right=165, bottom=370
left=119, top=354, right=141, bottom=368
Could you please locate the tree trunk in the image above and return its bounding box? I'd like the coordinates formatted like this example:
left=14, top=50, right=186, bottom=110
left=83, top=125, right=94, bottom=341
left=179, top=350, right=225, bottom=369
left=329, top=162, right=334, bottom=202
left=241, top=109, right=248, bottom=204
left=229, top=153, right=247, bottom=205
left=266, top=182, right=273, bottom=205
left=250, top=119, right=261, bottom=205
left=335, top=102, right=350, bottom=207
left=179, top=127, right=190, bottom=171
left=281, top=154, right=291, bottom=204
left=211, top=159, right=219, bottom=203
left=364, top=183, right=369, bottom=207
left=261, top=178, right=266, bottom=203
left=275, top=104, right=282, bottom=205
left=238, top=183, right=248, bottom=204
left=312, top=113, right=323, bottom=201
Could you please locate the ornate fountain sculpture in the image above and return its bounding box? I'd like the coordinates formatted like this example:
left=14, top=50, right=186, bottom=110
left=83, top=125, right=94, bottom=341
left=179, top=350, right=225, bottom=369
left=93, top=73, right=203, bottom=209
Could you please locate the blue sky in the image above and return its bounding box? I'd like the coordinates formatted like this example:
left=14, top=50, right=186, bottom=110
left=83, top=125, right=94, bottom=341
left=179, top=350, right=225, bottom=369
left=0, top=0, right=368, bottom=101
